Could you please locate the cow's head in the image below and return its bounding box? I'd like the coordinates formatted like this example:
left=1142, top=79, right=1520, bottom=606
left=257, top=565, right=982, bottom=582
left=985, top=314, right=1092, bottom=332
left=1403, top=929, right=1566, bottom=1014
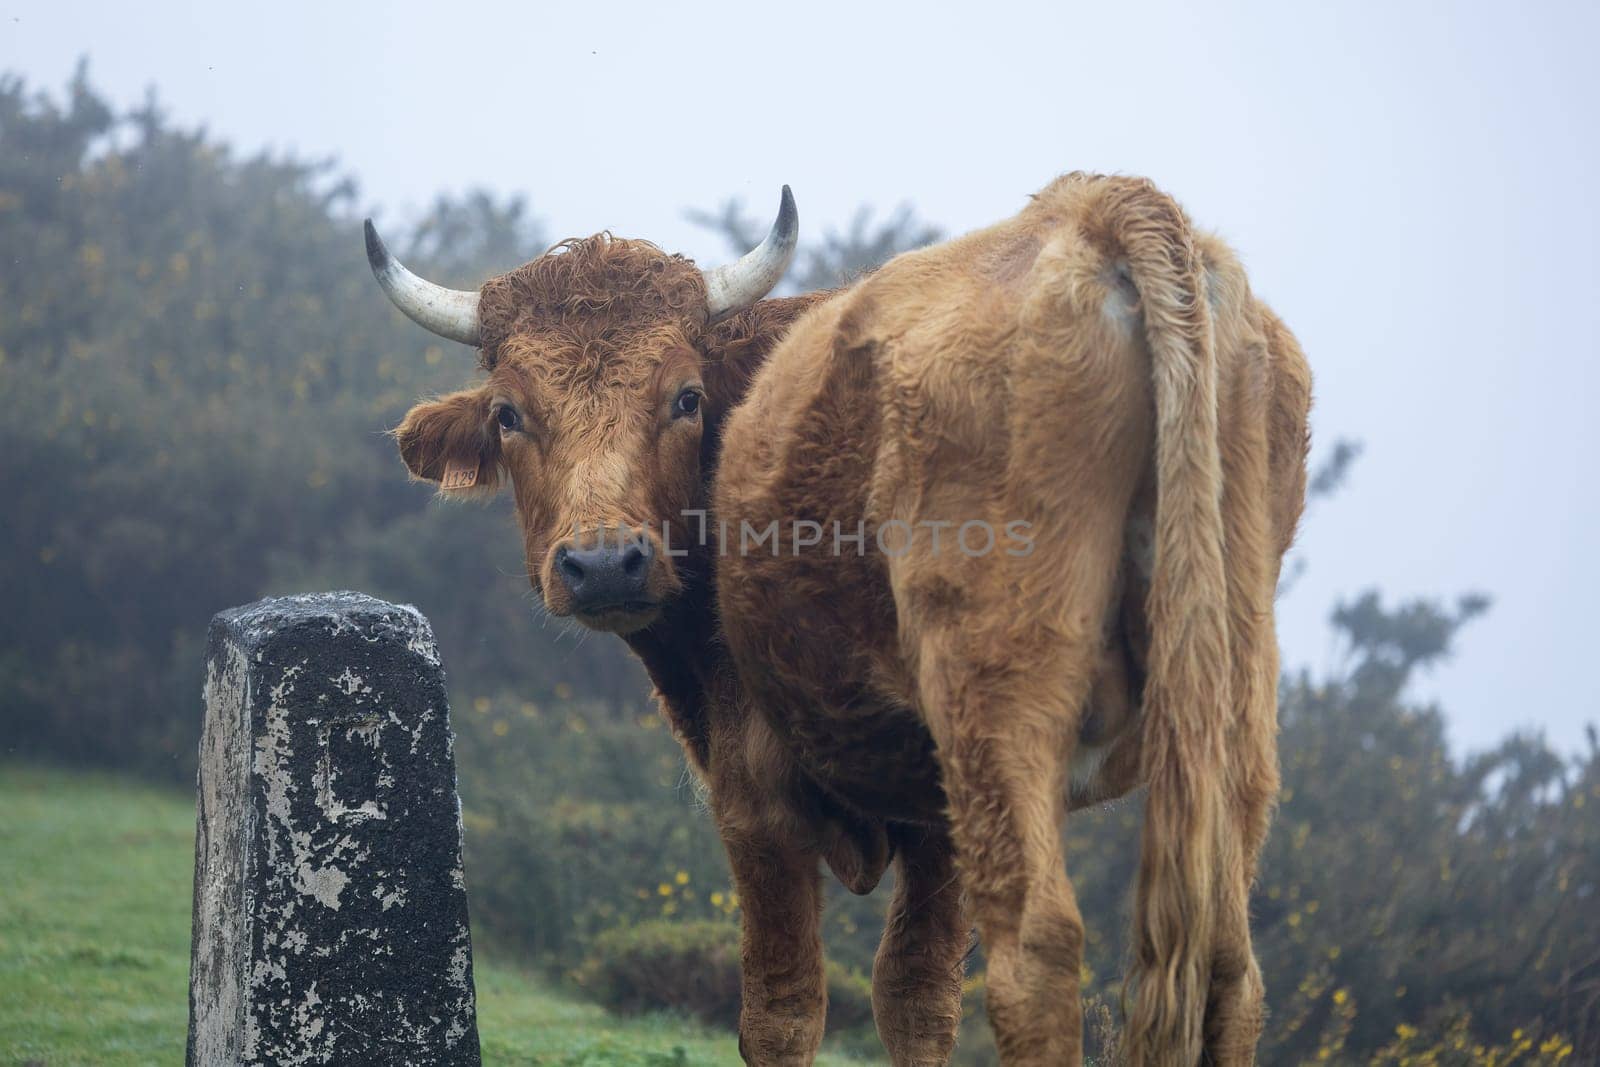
left=370, top=189, right=797, bottom=636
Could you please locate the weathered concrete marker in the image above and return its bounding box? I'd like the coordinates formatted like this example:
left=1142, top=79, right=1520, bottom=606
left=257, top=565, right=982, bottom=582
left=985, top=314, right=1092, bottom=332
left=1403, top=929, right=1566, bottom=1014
left=188, top=592, right=480, bottom=1065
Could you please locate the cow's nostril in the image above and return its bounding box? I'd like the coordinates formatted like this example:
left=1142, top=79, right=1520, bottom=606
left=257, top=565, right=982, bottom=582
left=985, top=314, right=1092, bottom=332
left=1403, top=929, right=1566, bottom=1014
left=556, top=546, right=584, bottom=585
left=621, top=540, right=649, bottom=578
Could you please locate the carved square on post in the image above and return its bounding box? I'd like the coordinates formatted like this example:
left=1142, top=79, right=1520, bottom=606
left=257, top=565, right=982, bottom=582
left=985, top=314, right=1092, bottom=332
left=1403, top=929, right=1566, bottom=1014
left=317, top=715, right=387, bottom=824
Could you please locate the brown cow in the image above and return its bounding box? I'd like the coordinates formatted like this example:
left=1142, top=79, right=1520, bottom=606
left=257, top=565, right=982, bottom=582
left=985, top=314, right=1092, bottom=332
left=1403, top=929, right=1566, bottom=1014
left=713, top=173, right=1311, bottom=1066
left=368, top=173, right=1311, bottom=1067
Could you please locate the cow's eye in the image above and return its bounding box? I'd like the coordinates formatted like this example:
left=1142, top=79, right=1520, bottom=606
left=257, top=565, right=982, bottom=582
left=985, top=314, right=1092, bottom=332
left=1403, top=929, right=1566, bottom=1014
left=495, top=404, right=521, bottom=432
left=673, top=389, right=701, bottom=418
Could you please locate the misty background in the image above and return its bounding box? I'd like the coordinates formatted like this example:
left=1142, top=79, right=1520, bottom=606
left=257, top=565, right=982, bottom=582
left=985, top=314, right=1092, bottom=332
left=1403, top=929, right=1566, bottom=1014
left=2, top=2, right=1597, bottom=1063
left=7, top=0, right=1595, bottom=753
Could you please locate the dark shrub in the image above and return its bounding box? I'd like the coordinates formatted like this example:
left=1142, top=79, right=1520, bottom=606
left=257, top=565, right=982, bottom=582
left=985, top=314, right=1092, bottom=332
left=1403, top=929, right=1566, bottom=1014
left=577, top=920, right=875, bottom=1033
left=578, top=921, right=742, bottom=1027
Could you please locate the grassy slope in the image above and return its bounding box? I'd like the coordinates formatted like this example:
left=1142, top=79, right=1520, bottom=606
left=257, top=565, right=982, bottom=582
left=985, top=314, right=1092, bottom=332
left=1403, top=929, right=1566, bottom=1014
left=0, top=764, right=867, bottom=1066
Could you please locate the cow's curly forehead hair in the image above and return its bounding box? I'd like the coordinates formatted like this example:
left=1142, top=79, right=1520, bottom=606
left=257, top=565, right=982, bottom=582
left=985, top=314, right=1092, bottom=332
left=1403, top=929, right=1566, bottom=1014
left=475, top=234, right=710, bottom=370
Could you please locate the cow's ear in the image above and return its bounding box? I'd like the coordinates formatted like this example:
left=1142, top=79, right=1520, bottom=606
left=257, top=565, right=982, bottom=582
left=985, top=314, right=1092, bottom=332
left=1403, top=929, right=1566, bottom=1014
left=393, top=387, right=503, bottom=495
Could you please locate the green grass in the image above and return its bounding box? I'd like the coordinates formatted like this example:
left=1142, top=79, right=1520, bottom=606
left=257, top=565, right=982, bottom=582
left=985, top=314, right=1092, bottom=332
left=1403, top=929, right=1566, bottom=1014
left=0, top=764, right=870, bottom=1066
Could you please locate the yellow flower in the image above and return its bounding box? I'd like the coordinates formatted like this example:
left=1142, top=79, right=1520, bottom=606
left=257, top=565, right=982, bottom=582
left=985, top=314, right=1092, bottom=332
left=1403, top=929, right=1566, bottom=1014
left=710, top=892, right=725, bottom=907
left=675, top=870, right=689, bottom=885
left=1332, top=988, right=1348, bottom=1006
left=657, top=883, right=672, bottom=896
left=491, top=720, right=509, bottom=737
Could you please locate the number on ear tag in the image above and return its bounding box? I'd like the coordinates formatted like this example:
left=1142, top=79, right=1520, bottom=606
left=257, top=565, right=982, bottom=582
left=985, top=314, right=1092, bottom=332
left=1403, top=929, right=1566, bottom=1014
left=440, top=460, right=479, bottom=491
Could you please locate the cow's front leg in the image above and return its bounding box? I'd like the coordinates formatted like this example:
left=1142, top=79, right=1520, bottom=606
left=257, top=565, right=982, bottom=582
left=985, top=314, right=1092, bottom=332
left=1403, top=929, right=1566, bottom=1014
left=871, top=824, right=969, bottom=1066
left=717, top=813, right=827, bottom=1066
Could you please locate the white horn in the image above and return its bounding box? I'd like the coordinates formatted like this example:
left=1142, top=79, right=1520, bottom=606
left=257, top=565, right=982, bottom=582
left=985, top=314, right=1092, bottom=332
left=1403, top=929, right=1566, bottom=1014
left=364, top=219, right=481, bottom=347
left=702, top=186, right=798, bottom=323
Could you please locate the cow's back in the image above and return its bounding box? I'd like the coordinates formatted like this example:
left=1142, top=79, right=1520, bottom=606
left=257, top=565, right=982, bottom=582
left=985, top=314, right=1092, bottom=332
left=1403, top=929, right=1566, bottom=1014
left=714, top=174, right=1309, bottom=823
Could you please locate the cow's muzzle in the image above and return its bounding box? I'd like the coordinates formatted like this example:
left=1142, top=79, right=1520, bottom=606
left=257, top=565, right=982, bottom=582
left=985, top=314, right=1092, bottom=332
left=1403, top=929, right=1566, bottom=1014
left=550, top=531, right=662, bottom=633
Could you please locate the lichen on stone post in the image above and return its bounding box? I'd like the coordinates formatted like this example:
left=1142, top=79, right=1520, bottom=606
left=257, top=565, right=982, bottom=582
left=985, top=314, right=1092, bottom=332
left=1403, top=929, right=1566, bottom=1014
left=188, top=592, right=480, bottom=1065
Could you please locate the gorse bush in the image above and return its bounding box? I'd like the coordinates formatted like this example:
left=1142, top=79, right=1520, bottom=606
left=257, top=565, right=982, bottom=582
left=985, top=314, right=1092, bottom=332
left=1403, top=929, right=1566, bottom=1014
left=577, top=922, right=743, bottom=1027
left=576, top=921, right=875, bottom=1034
left=1370, top=1013, right=1576, bottom=1065
left=455, top=702, right=732, bottom=963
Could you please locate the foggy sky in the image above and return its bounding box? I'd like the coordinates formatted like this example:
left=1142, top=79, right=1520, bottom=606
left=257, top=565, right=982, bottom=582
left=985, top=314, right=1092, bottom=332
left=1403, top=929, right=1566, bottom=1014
left=6, top=0, right=1596, bottom=754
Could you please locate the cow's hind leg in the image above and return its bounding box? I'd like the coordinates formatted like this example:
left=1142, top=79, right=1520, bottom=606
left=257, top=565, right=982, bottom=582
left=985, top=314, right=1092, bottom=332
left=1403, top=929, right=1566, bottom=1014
left=908, top=594, right=1123, bottom=1067
left=1203, top=673, right=1278, bottom=1064
left=883, top=207, right=1149, bottom=1064
left=871, top=825, right=969, bottom=1066
left=1204, top=330, right=1283, bottom=1065
left=1205, top=799, right=1268, bottom=1065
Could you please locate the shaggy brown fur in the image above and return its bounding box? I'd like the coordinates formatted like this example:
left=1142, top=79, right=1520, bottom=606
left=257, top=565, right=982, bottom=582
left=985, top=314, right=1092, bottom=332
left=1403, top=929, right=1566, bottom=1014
left=475, top=235, right=708, bottom=363
left=714, top=173, right=1311, bottom=1066
left=388, top=174, right=1311, bottom=1067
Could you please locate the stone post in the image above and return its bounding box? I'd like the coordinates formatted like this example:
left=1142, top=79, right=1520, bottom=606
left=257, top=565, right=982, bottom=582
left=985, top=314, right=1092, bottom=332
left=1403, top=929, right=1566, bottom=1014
left=187, top=592, right=480, bottom=1066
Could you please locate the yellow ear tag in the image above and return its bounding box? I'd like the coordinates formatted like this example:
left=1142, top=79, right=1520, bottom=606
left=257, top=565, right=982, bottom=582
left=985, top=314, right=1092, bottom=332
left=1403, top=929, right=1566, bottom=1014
left=440, top=460, right=479, bottom=491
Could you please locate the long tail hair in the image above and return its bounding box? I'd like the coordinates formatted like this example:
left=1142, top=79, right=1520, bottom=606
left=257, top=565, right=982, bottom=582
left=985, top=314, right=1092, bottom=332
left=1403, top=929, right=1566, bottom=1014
left=1104, top=178, right=1234, bottom=1066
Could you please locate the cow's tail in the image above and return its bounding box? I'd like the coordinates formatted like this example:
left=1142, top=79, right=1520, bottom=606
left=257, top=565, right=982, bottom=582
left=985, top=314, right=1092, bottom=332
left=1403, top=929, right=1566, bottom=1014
left=1105, top=179, right=1233, bottom=1066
